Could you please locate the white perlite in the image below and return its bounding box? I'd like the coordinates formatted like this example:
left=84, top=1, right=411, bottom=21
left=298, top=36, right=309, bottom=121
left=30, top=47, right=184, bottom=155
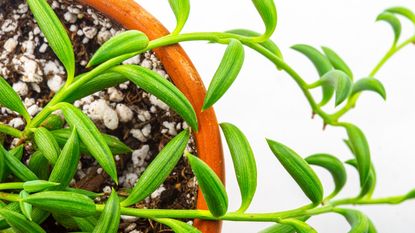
left=132, top=145, right=149, bottom=167
left=4, top=38, right=18, bottom=54
left=12, top=81, right=29, bottom=96
left=47, top=75, right=65, bottom=92
left=150, top=185, right=166, bottom=199
left=87, top=99, right=119, bottom=130
left=8, top=118, right=24, bottom=128
left=116, top=104, right=133, bottom=123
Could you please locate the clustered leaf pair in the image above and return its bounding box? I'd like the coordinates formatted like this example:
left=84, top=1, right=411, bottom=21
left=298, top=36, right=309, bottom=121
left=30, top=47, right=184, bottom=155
left=0, top=0, right=414, bottom=232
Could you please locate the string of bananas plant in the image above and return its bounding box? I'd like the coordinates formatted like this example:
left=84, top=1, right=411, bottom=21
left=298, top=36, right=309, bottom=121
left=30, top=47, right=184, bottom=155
left=0, top=0, right=414, bottom=232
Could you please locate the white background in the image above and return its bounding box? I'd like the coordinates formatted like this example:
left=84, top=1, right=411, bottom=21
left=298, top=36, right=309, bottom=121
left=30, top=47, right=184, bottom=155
left=137, top=0, right=415, bottom=232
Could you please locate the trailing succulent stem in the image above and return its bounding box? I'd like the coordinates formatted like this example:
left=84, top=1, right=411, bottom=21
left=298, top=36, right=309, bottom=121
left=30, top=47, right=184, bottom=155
left=0, top=0, right=414, bottom=232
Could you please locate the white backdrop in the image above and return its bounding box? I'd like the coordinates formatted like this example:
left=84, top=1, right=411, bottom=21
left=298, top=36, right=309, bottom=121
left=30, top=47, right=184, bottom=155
left=137, top=0, right=415, bottom=232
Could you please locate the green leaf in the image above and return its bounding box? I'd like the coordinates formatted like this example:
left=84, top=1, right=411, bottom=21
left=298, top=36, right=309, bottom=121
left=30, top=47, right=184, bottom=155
left=52, top=213, right=79, bottom=230
left=73, top=216, right=98, bottom=232
left=316, top=70, right=353, bottom=106
left=111, top=65, right=198, bottom=130
left=334, top=208, right=370, bottom=233
left=343, top=123, right=371, bottom=187
left=49, top=128, right=80, bottom=188
left=351, top=78, right=386, bottom=100
left=93, top=190, right=120, bottom=233
left=376, top=12, right=401, bottom=44
left=278, top=219, right=317, bottom=233
left=386, top=6, right=415, bottom=24
left=305, top=153, right=347, bottom=198
left=65, top=188, right=102, bottom=199
left=345, top=159, right=376, bottom=198
left=259, top=217, right=310, bottom=233
left=62, top=72, right=128, bottom=103
left=59, top=103, right=118, bottom=183
left=23, top=180, right=60, bottom=193
left=40, top=114, right=64, bottom=131
left=266, top=139, right=323, bottom=204
left=0, top=209, right=45, bottom=233
left=0, top=76, right=30, bottom=122
left=121, top=130, right=190, bottom=207
left=220, top=123, right=256, bottom=212
left=88, top=30, right=149, bottom=67
left=0, top=145, right=38, bottom=181
left=28, top=151, right=49, bottom=180
left=226, top=29, right=283, bottom=60
left=321, top=47, right=353, bottom=79
left=24, top=191, right=96, bottom=217
left=19, top=190, right=32, bottom=221
left=0, top=146, right=5, bottom=182
left=156, top=218, right=201, bottom=233
left=252, top=0, right=278, bottom=41
left=0, top=203, right=20, bottom=230
left=51, top=128, right=132, bottom=155
left=27, top=0, right=75, bottom=82
left=368, top=219, right=378, bottom=233
left=203, top=39, right=245, bottom=110
left=291, top=44, right=334, bottom=106
left=186, top=153, right=228, bottom=217
left=169, top=0, right=190, bottom=34
left=34, top=127, right=61, bottom=165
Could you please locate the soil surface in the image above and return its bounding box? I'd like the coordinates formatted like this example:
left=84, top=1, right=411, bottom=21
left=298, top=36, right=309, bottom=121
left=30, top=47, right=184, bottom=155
left=0, top=0, right=198, bottom=232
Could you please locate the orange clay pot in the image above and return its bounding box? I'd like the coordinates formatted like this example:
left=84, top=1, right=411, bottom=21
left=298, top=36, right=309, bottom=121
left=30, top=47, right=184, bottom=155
left=79, top=0, right=225, bottom=232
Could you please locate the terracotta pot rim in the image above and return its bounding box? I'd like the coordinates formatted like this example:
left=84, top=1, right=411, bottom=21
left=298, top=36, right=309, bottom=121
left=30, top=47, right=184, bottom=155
left=78, top=0, right=225, bottom=232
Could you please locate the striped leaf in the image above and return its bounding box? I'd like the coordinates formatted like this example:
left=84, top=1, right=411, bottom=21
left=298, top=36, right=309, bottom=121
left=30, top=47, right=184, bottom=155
left=23, top=180, right=60, bottom=193
left=73, top=216, right=98, bottom=232
left=321, top=46, right=353, bottom=79
left=40, top=114, right=64, bottom=131
left=0, top=145, right=38, bottom=181
left=24, top=191, right=96, bottom=217
left=19, top=190, right=32, bottom=221
left=28, top=151, right=49, bottom=180
left=310, top=69, right=352, bottom=106
left=278, top=219, right=317, bottom=233
left=203, top=39, right=245, bottom=110
left=121, top=130, right=190, bottom=207
left=386, top=6, right=415, bottom=24
left=220, top=123, right=256, bottom=212
left=334, top=208, right=370, bottom=233
left=111, top=65, right=198, bottom=130
left=59, top=103, right=118, bottom=183
left=351, top=78, right=386, bottom=100
left=93, top=190, right=120, bottom=233
left=168, top=0, right=191, bottom=34
left=34, top=127, right=61, bottom=165
left=267, top=139, right=323, bottom=204
left=156, top=218, right=201, bottom=233
left=49, top=128, right=80, bottom=188
left=0, top=209, right=45, bottom=233
left=0, top=76, right=30, bottom=122
left=345, top=159, right=376, bottom=198
left=27, top=0, right=75, bottom=82
left=252, top=0, right=277, bottom=41
left=376, top=12, right=401, bottom=44
left=187, top=153, right=228, bottom=217
left=88, top=30, right=149, bottom=67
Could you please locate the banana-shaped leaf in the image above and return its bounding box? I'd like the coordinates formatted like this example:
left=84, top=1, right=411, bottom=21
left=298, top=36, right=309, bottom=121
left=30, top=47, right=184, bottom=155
left=226, top=29, right=283, bottom=60
left=203, top=39, right=245, bottom=110
left=321, top=47, right=353, bottom=79
left=368, top=219, right=378, bottom=233
left=220, top=123, right=256, bottom=212
left=0, top=145, right=38, bottom=181
left=93, top=190, right=120, bottom=233
left=267, top=139, right=323, bottom=204
left=259, top=217, right=310, bottom=233
left=111, top=65, right=198, bottom=131
left=351, top=78, right=386, bottom=100
left=156, top=218, right=201, bottom=233
left=252, top=0, right=277, bottom=41
left=73, top=216, right=98, bottom=232
left=0, top=209, right=45, bottom=233
left=51, top=128, right=132, bottom=155
left=40, top=114, right=64, bottom=131
left=49, top=128, right=80, bottom=188
left=291, top=45, right=334, bottom=106
left=0, top=203, right=20, bottom=230
left=334, top=208, right=370, bottom=233
left=0, top=76, right=30, bottom=122
left=343, top=123, right=371, bottom=187
left=28, top=151, right=49, bottom=180
left=27, top=0, right=75, bottom=82
left=386, top=7, right=415, bottom=24
left=88, top=30, right=149, bottom=67
left=169, top=0, right=190, bottom=34
left=376, top=12, right=401, bottom=44
left=345, top=159, right=376, bottom=198
left=59, top=103, right=118, bottom=183
left=52, top=212, right=79, bottom=230
left=312, top=70, right=352, bottom=106
left=23, top=180, right=60, bottom=193
left=0, top=146, right=4, bottom=182
left=34, top=127, right=61, bottom=165
left=278, top=219, right=317, bottom=233
left=24, top=191, right=96, bottom=217
left=62, top=72, right=128, bottom=103
left=65, top=188, right=101, bottom=199
left=186, top=153, right=228, bottom=217
left=121, top=130, right=190, bottom=207
left=306, top=153, right=347, bottom=198
left=19, top=190, right=32, bottom=221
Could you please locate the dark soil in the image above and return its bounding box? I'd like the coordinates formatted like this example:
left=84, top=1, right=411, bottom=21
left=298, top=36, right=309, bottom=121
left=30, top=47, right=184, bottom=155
left=0, top=0, right=198, bottom=232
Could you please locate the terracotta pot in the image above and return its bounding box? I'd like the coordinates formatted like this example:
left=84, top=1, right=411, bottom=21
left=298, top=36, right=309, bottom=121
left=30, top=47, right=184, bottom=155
left=78, top=0, right=225, bottom=232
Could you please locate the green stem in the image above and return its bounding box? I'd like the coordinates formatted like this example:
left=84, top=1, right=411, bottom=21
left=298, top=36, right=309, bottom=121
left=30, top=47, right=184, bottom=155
left=0, top=192, right=20, bottom=202
left=0, top=124, right=23, bottom=138
left=0, top=182, right=24, bottom=191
